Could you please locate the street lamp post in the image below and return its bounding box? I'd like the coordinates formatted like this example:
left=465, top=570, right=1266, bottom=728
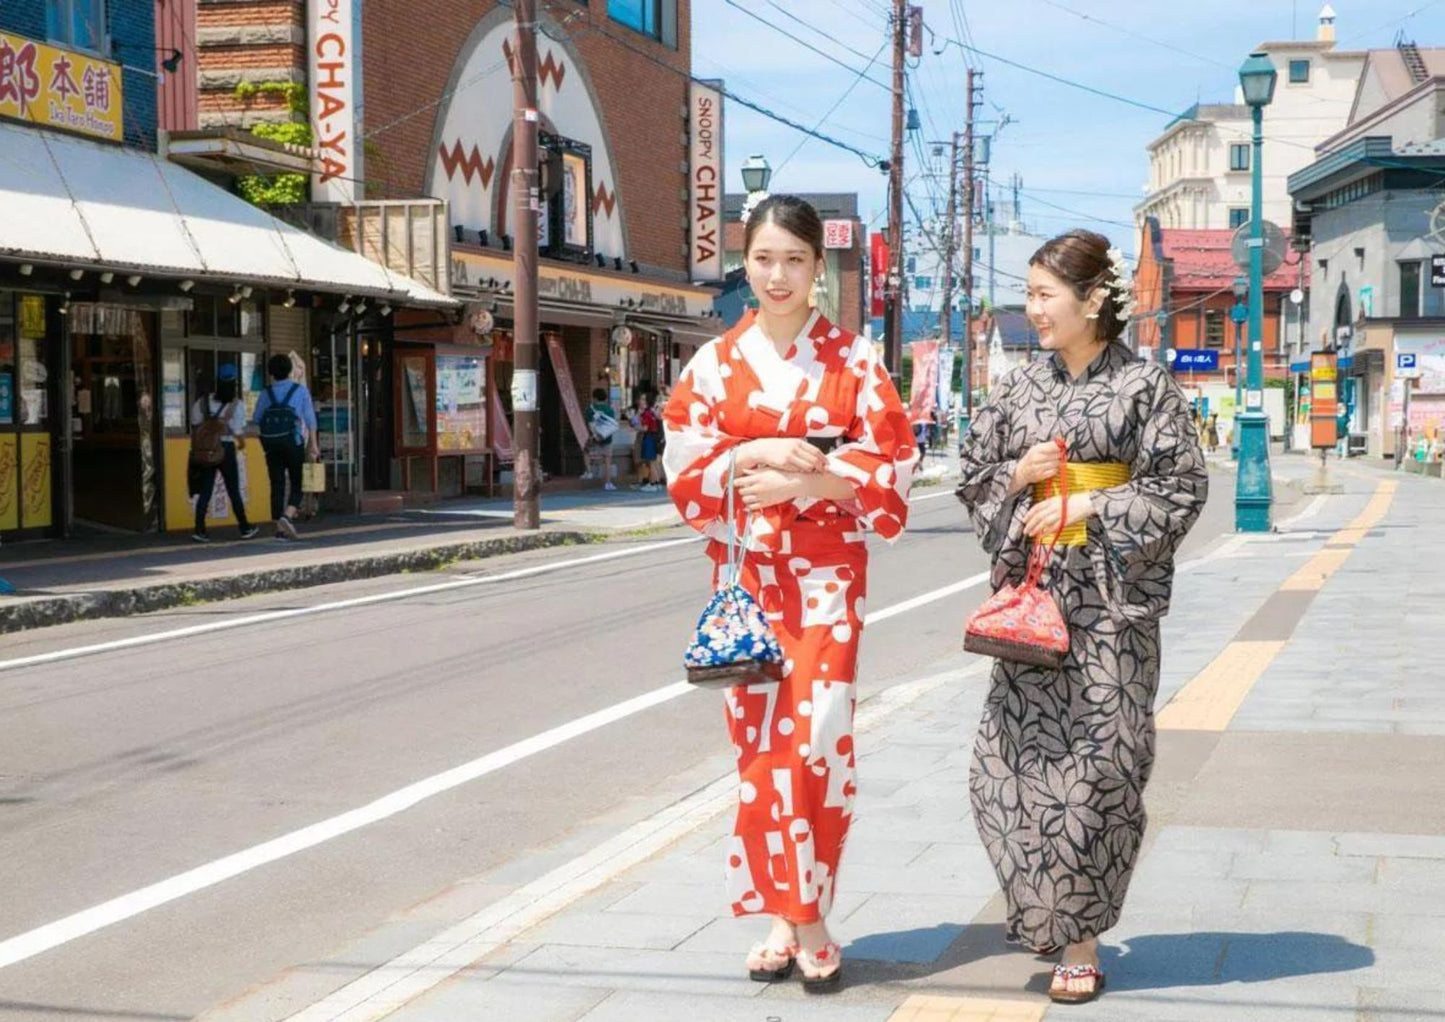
left=1235, top=52, right=1277, bottom=532
left=740, top=154, right=772, bottom=221
left=1230, top=275, right=1248, bottom=458
left=1154, top=308, right=1170, bottom=371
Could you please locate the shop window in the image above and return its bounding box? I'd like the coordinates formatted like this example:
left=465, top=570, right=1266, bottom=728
left=539, top=133, right=594, bottom=263
left=47, top=0, right=106, bottom=54
left=609, top=0, right=677, bottom=45
left=16, top=295, right=50, bottom=428
left=1289, top=59, right=1310, bottom=84
left=1229, top=144, right=1250, bottom=172
left=1400, top=260, right=1422, bottom=320
left=1228, top=207, right=1250, bottom=229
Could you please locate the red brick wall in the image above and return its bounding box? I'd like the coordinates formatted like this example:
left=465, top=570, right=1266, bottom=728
left=363, top=1, right=692, bottom=273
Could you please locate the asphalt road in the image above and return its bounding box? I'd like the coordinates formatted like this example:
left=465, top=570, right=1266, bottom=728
left=0, top=474, right=1237, bottom=1021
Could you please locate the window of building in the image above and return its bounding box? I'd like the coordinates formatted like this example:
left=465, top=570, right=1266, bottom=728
left=46, top=0, right=106, bottom=54
left=1289, top=59, right=1311, bottom=84
left=1228, top=208, right=1250, bottom=229
left=608, top=0, right=677, bottom=45
left=1204, top=310, right=1226, bottom=348
left=1229, top=143, right=1250, bottom=172
left=1400, top=260, right=1422, bottom=319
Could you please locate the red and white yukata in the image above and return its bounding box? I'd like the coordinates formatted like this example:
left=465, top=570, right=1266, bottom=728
left=663, top=309, right=917, bottom=924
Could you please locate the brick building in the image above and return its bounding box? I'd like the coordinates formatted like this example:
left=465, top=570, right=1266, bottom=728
left=1135, top=216, right=1308, bottom=434
left=187, top=0, right=719, bottom=490
left=0, top=0, right=454, bottom=541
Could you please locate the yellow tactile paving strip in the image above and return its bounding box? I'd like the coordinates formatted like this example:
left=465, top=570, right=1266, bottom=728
left=887, top=995, right=1046, bottom=1022
left=1158, top=480, right=1396, bottom=731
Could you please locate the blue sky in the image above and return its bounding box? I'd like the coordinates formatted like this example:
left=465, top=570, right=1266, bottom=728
left=691, top=0, right=1445, bottom=259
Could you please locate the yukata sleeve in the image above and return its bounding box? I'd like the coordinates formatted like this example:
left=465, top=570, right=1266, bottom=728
left=1087, top=372, right=1208, bottom=608
left=954, top=371, right=1025, bottom=556
left=662, top=343, right=746, bottom=540
left=823, top=339, right=918, bottom=543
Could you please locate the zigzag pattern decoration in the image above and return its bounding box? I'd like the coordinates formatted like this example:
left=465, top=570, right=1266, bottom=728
left=501, top=39, right=567, bottom=91
left=438, top=140, right=496, bottom=188
left=593, top=182, right=617, bottom=218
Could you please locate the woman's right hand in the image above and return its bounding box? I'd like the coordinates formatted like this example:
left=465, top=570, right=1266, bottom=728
left=738, top=437, right=829, bottom=474
left=1008, top=440, right=1063, bottom=495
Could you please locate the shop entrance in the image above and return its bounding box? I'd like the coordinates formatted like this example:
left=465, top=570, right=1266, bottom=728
left=68, top=305, right=161, bottom=532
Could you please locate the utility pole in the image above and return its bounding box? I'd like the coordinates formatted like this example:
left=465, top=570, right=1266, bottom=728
left=939, top=132, right=959, bottom=351
left=884, top=0, right=906, bottom=375
left=511, top=0, right=540, bottom=529
left=961, top=68, right=978, bottom=428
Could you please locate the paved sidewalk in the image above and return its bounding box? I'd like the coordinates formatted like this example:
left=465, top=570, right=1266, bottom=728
left=232, top=454, right=1445, bottom=1022
left=0, top=486, right=687, bottom=633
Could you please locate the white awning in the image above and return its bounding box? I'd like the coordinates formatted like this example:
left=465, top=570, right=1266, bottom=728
left=0, top=123, right=456, bottom=309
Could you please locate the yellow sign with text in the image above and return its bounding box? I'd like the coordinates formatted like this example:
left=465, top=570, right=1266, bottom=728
left=20, top=432, right=51, bottom=528
left=0, top=31, right=124, bottom=142
left=0, top=434, right=17, bottom=531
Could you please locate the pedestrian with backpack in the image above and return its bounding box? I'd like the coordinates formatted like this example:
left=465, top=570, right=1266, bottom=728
left=253, top=354, right=319, bottom=540
left=189, top=364, right=258, bottom=543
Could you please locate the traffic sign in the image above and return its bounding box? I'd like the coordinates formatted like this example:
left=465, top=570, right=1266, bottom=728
left=1398, top=352, right=1418, bottom=371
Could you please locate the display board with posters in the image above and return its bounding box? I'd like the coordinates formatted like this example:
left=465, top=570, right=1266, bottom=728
left=436, top=353, right=487, bottom=453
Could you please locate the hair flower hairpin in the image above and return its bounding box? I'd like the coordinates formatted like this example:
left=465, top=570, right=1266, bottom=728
left=1106, top=246, right=1137, bottom=320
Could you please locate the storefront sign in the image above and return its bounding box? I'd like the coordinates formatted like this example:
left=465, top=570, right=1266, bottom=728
left=869, top=232, right=889, bottom=319
left=1431, top=254, right=1445, bottom=288
left=544, top=335, right=590, bottom=450
left=1173, top=349, right=1220, bottom=371
left=450, top=249, right=716, bottom=319
left=688, top=80, right=723, bottom=282
left=20, top=431, right=50, bottom=528
left=307, top=0, right=357, bottom=201
left=823, top=220, right=855, bottom=250
left=0, top=31, right=123, bottom=142
left=0, top=434, right=16, bottom=530
left=1310, top=351, right=1339, bottom=450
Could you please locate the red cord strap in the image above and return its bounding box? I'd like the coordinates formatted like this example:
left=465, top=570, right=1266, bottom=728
left=1022, top=437, right=1069, bottom=590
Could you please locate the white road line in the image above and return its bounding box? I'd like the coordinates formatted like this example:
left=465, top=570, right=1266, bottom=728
left=1278, top=493, right=1329, bottom=528
left=1, top=488, right=960, bottom=675
left=0, top=538, right=702, bottom=674
left=0, top=572, right=991, bottom=972
left=281, top=658, right=995, bottom=1022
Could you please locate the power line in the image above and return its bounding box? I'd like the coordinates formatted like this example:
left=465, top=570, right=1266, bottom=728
left=1030, top=0, right=1233, bottom=69
left=1339, top=0, right=1445, bottom=44
left=721, top=0, right=892, bottom=92
left=772, top=39, right=889, bottom=178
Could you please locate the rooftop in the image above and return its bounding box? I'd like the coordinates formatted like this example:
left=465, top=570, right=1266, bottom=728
left=1160, top=229, right=1307, bottom=291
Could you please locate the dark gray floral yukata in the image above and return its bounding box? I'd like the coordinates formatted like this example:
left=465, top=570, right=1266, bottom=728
left=955, top=341, right=1208, bottom=949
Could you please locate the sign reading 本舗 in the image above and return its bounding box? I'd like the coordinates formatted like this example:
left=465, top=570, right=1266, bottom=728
left=688, top=80, right=723, bottom=282
left=0, top=31, right=123, bottom=142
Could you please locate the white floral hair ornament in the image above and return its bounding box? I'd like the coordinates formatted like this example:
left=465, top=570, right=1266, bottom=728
left=1105, top=246, right=1137, bottom=320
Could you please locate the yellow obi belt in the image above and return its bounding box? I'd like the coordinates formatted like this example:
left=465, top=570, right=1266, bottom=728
left=1031, top=461, right=1131, bottom=546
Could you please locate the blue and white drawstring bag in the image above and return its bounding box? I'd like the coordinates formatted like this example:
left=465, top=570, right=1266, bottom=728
left=683, top=451, right=785, bottom=688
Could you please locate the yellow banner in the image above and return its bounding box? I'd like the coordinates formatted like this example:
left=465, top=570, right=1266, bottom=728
left=0, top=31, right=124, bottom=142
left=0, top=434, right=16, bottom=531
left=20, top=432, right=51, bottom=529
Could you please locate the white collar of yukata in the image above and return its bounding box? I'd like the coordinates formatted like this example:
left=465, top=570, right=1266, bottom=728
left=1047, top=340, right=1133, bottom=384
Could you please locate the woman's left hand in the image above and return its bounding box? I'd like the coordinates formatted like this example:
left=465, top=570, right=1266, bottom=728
left=1022, top=493, right=1095, bottom=538
left=735, top=469, right=801, bottom=511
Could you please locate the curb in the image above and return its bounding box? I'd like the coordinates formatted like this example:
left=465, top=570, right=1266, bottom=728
left=0, top=530, right=598, bottom=635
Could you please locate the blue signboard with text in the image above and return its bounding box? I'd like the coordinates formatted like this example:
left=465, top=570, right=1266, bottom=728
left=1173, top=349, right=1220, bottom=372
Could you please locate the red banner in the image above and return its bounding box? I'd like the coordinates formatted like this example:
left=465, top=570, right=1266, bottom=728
left=545, top=333, right=592, bottom=453
left=908, top=340, right=939, bottom=424
left=869, top=231, right=889, bottom=319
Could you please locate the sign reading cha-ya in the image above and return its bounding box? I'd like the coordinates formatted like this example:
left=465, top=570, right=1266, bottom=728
left=428, top=10, right=627, bottom=259
left=688, top=81, right=723, bottom=282
left=0, top=31, right=122, bottom=142
left=308, top=0, right=357, bottom=202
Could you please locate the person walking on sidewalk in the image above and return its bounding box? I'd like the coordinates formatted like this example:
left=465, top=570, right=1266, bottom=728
left=253, top=354, right=319, bottom=541
left=956, top=230, right=1208, bottom=1005
left=663, top=195, right=917, bottom=991
left=635, top=392, right=663, bottom=492
left=583, top=387, right=619, bottom=490
left=189, top=364, right=259, bottom=543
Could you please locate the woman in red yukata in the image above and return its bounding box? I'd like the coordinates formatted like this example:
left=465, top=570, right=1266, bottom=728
left=662, top=195, right=917, bottom=992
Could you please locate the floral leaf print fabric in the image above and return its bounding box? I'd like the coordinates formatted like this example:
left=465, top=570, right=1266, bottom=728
left=955, top=341, right=1207, bottom=950
left=664, top=309, right=918, bottom=924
